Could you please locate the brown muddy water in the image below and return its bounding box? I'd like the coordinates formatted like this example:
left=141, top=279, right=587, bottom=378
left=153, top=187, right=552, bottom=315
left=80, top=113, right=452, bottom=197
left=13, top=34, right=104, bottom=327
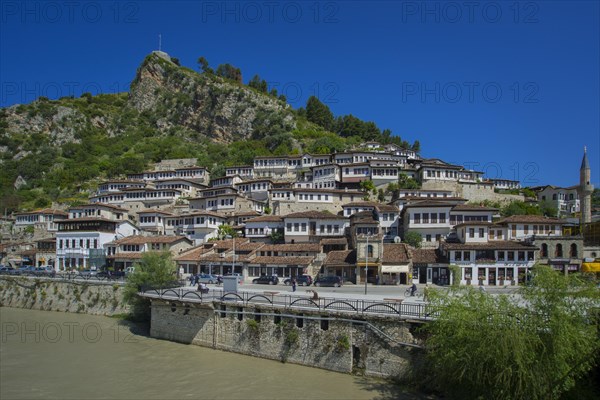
left=0, top=307, right=425, bottom=400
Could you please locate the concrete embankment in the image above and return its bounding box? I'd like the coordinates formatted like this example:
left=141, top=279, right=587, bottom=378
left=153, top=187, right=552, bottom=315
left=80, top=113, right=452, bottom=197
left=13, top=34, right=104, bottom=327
left=0, top=276, right=128, bottom=316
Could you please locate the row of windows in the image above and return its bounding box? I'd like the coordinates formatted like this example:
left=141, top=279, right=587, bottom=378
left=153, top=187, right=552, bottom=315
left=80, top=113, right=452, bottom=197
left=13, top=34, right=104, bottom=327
left=413, top=213, right=447, bottom=224
left=540, top=243, right=577, bottom=258
left=285, top=223, right=342, bottom=234
left=298, top=193, right=330, bottom=201
left=58, top=239, right=98, bottom=249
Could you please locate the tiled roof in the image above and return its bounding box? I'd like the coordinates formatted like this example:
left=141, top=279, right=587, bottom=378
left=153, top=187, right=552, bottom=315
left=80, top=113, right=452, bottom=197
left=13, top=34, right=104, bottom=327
left=107, top=252, right=144, bottom=260
left=412, top=249, right=447, bottom=264
left=249, top=256, right=314, bottom=265
left=350, top=211, right=378, bottom=223
left=403, top=201, right=456, bottom=209
left=15, top=208, right=68, bottom=216
left=174, top=245, right=214, bottom=261
left=454, top=222, right=493, bottom=227
left=137, top=209, right=174, bottom=215
left=452, top=204, right=499, bottom=212
left=321, top=238, right=348, bottom=245
left=343, top=201, right=380, bottom=208
left=260, top=243, right=320, bottom=252
left=70, top=203, right=128, bottom=212
left=442, top=241, right=538, bottom=250
left=382, top=244, right=410, bottom=264
left=245, top=215, right=284, bottom=223
left=115, top=235, right=189, bottom=245
left=495, top=215, right=567, bottom=225
left=323, top=250, right=356, bottom=266
left=284, top=211, right=346, bottom=220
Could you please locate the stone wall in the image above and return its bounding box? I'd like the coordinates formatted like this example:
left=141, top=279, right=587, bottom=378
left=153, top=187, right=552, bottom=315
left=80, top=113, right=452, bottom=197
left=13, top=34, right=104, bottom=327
left=150, top=300, right=423, bottom=378
left=421, top=181, right=524, bottom=204
left=0, top=276, right=128, bottom=315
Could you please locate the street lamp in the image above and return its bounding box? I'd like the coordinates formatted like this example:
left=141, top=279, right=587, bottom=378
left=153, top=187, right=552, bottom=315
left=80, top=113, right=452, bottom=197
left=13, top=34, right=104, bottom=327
left=365, top=234, right=369, bottom=295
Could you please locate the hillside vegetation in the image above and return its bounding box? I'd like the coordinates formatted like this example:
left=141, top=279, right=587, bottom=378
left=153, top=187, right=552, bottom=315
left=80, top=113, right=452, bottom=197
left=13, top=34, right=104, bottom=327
left=0, top=52, right=419, bottom=213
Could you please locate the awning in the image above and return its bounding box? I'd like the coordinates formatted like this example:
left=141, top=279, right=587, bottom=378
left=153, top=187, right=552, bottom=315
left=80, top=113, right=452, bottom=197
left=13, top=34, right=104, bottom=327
left=381, top=264, right=409, bottom=273
left=582, top=262, right=600, bottom=273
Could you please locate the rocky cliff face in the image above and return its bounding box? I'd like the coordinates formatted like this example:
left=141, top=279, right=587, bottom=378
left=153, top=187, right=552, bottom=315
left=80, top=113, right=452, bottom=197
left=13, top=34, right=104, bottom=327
left=1, top=51, right=296, bottom=151
left=128, top=52, right=295, bottom=143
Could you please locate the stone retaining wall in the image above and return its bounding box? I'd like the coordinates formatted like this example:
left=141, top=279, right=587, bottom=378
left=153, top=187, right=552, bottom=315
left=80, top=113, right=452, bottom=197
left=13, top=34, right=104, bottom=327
left=0, top=276, right=128, bottom=316
left=150, top=300, right=423, bottom=378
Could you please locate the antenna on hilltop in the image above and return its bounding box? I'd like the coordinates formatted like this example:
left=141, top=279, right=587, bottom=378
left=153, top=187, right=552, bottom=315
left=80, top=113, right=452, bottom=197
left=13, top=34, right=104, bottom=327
left=158, top=34, right=162, bottom=52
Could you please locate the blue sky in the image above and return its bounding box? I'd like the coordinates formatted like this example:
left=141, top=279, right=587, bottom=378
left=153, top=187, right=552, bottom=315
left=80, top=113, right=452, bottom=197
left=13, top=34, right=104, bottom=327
left=1, top=0, right=598, bottom=187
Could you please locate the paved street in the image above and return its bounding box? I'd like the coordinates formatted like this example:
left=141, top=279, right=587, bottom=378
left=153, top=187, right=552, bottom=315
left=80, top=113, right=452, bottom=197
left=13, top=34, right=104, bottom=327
left=180, top=282, right=523, bottom=303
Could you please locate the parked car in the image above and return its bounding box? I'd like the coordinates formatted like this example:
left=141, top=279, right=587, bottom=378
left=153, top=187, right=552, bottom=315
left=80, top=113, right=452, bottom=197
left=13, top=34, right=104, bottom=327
left=16, top=265, right=36, bottom=275
left=77, top=269, right=98, bottom=277
left=252, top=275, right=279, bottom=285
left=197, top=274, right=219, bottom=284
left=34, top=266, right=55, bottom=277
left=284, top=275, right=313, bottom=286
left=0, top=266, right=16, bottom=275
left=314, top=275, right=343, bottom=287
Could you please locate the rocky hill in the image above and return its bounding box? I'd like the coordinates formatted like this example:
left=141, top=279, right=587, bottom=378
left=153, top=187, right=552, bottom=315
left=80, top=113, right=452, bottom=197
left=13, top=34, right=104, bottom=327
left=0, top=51, right=415, bottom=212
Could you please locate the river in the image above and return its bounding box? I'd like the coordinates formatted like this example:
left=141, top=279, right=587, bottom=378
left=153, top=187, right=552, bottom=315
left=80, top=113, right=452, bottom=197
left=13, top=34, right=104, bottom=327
left=0, top=307, right=421, bottom=400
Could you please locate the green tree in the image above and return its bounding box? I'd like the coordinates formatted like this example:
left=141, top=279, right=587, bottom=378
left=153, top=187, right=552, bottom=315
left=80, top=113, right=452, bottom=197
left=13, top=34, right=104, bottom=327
left=216, top=63, right=242, bottom=83
left=248, top=74, right=268, bottom=93
left=306, top=96, right=334, bottom=131
left=217, top=224, right=237, bottom=239
left=197, top=56, right=212, bottom=74
left=385, top=182, right=400, bottom=200
left=404, top=231, right=422, bottom=248
left=398, top=173, right=420, bottom=189
left=359, top=180, right=377, bottom=200
left=423, top=266, right=600, bottom=400
left=123, top=252, right=178, bottom=320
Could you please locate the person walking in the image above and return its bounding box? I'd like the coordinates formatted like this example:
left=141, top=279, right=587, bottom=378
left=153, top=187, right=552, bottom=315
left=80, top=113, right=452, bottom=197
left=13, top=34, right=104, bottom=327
left=291, top=277, right=297, bottom=292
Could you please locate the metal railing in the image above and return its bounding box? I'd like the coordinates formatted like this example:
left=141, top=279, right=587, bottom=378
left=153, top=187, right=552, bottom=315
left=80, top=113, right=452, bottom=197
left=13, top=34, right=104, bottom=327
left=139, top=288, right=433, bottom=320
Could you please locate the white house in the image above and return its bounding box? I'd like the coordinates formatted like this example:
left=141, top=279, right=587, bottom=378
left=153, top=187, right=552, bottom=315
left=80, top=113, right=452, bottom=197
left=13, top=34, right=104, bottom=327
left=55, top=218, right=138, bottom=271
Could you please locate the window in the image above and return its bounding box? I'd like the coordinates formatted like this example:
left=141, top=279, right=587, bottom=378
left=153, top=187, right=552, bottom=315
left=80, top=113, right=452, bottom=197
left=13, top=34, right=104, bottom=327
left=426, top=234, right=432, bottom=242
left=294, top=223, right=299, bottom=232
left=524, top=225, right=529, bottom=234
left=431, top=214, right=438, bottom=223
left=422, top=213, right=429, bottom=223
left=469, top=228, right=475, bottom=238
left=555, top=244, right=563, bottom=258
left=518, top=251, right=525, bottom=261
left=439, top=213, right=446, bottom=223
left=455, top=251, right=462, bottom=261
left=464, top=251, right=470, bottom=261
left=301, top=223, right=307, bottom=232
left=489, top=230, right=495, bottom=240
left=287, top=223, right=292, bottom=232
left=435, top=234, right=441, bottom=242
left=414, top=213, right=421, bottom=224
left=511, top=225, right=516, bottom=237
left=367, top=245, right=374, bottom=258
left=541, top=243, right=548, bottom=257
left=507, top=252, right=514, bottom=261
left=570, top=243, right=577, bottom=258
left=464, top=267, right=472, bottom=280
left=479, top=228, right=484, bottom=238
left=497, top=251, right=505, bottom=261
left=527, top=251, right=535, bottom=261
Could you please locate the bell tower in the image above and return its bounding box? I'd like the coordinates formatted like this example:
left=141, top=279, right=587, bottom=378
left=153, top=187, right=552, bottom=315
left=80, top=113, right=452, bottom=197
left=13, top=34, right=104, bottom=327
left=578, top=146, right=593, bottom=224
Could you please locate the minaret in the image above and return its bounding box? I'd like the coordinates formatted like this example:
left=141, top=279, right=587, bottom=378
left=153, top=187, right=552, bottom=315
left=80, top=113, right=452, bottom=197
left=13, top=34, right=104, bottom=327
left=578, top=146, right=593, bottom=224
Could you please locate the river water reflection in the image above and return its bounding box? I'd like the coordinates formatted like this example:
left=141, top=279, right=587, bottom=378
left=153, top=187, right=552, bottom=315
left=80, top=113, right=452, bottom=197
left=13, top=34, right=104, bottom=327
left=0, top=308, right=422, bottom=400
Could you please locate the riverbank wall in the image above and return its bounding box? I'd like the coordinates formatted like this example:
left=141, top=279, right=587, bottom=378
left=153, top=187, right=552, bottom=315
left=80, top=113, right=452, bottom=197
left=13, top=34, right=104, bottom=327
left=149, top=299, right=425, bottom=378
left=0, top=276, right=128, bottom=316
